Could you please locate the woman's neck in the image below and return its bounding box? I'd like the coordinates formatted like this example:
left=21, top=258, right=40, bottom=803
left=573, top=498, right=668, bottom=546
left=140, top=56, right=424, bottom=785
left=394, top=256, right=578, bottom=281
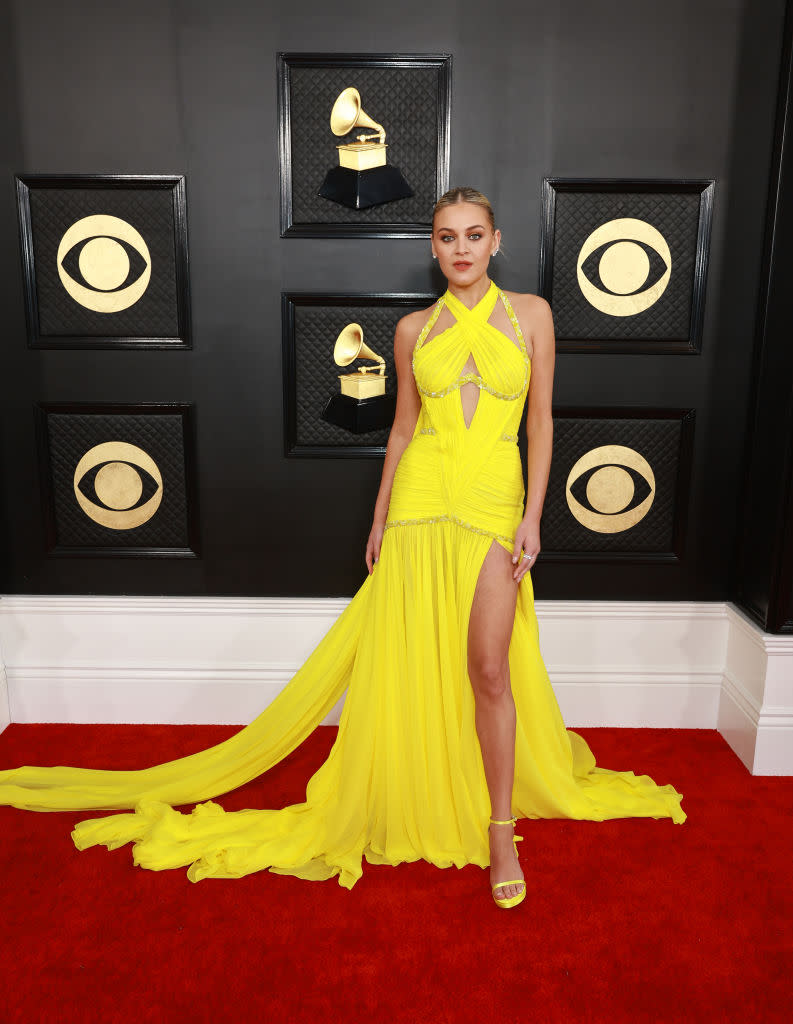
left=445, top=275, right=493, bottom=310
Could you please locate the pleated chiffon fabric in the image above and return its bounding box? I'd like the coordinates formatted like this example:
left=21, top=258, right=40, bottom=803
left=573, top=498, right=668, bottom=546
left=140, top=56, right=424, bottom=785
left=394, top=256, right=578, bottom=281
left=0, top=280, right=686, bottom=889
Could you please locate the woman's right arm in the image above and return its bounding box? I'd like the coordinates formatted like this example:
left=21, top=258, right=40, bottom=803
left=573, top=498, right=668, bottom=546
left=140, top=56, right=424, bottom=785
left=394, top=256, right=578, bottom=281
left=365, top=313, right=423, bottom=573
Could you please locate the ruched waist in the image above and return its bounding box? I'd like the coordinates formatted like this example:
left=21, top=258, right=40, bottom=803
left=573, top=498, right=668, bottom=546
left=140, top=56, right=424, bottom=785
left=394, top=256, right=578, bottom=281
left=385, top=434, right=525, bottom=553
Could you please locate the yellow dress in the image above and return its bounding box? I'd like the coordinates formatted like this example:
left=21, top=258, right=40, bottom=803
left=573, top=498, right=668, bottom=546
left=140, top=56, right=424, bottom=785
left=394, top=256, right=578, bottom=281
left=0, top=279, right=686, bottom=889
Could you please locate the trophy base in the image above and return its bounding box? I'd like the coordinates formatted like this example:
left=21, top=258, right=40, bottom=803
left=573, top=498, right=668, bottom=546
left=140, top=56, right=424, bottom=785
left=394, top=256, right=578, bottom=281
left=321, top=393, right=396, bottom=434
left=318, top=165, right=413, bottom=210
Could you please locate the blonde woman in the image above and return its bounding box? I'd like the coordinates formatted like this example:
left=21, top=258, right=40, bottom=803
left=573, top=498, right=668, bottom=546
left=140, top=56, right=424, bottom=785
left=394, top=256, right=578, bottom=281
left=0, top=188, right=686, bottom=909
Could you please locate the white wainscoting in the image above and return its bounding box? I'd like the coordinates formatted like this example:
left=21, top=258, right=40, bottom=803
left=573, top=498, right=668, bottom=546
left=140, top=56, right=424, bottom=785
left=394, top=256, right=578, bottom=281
left=0, top=595, right=791, bottom=774
left=0, top=629, right=9, bottom=735
left=718, top=602, right=793, bottom=775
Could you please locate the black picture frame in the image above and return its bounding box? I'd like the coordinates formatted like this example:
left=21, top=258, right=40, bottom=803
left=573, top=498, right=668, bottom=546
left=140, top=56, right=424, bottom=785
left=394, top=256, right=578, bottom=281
left=282, top=291, right=437, bottom=456
left=538, top=405, right=696, bottom=563
left=16, top=173, right=192, bottom=350
left=539, top=178, right=715, bottom=354
left=34, top=401, right=200, bottom=558
left=277, top=53, right=452, bottom=238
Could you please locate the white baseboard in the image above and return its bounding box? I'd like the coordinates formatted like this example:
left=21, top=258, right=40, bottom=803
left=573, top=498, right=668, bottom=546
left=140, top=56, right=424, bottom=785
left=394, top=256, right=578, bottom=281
left=553, top=671, right=723, bottom=727
left=529, top=598, right=728, bottom=728
left=1, top=595, right=791, bottom=773
left=6, top=665, right=347, bottom=728
left=0, top=641, right=9, bottom=737
left=717, top=603, right=793, bottom=774
left=0, top=595, right=355, bottom=731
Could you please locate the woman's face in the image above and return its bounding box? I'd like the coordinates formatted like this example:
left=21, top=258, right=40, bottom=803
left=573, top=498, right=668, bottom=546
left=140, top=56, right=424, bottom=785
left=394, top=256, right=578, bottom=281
left=431, top=201, right=500, bottom=286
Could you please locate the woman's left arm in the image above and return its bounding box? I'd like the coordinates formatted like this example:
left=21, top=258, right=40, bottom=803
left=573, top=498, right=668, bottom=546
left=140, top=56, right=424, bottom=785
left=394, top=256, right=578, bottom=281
left=512, top=296, right=556, bottom=580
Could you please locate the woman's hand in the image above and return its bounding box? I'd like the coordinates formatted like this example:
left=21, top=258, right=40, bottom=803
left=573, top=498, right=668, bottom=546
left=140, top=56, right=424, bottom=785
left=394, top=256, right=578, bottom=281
left=511, top=517, right=541, bottom=582
left=366, top=520, right=385, bottom=574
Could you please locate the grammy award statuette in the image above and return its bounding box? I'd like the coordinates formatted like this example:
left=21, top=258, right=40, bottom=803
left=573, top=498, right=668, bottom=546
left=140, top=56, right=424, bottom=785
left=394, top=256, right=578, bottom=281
left=318, top=87, right=414, bottom=210
left=321, top=322, right=396, bottom=433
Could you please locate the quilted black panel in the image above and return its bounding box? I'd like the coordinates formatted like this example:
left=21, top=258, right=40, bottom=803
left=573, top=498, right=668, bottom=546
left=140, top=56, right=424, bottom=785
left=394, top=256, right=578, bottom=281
left=28, top=186, right=179, bottom=337
left=542, top=414, right=685, bottom=553
left=292, top=300, right=434, bottom=447
left=289, top=64, right=440, bottom=225
left=550, top=190, right=701, bottom=339
left=44, top=411, right=190, bottom=549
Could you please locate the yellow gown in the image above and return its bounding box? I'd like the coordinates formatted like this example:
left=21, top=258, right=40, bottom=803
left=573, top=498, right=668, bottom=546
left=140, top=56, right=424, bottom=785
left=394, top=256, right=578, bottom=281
left=0, top=279, right=686, bottom=889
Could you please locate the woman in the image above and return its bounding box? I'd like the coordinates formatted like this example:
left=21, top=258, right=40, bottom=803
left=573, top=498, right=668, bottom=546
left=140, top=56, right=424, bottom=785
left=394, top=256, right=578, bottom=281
left=366, top=186, right=555, bottom=907
left=0, top=187, right=686, bottom=909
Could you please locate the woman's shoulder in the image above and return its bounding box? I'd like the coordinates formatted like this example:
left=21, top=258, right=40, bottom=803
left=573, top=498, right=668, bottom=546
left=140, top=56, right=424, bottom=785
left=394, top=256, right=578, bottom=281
left=499, top=291, right=553, bottom=356
left=500, top=289, right=551, bottom=317
left=394, top=301, right=440, bottom=343
left=396, top=300, right=440, bottom=330
left=392, top=302, right=439, bottom=358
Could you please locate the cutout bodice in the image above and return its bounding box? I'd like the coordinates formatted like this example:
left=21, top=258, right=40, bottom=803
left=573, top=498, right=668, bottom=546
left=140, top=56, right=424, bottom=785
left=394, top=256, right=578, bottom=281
left=384, top=280, right=532, bottom=551
left=412, top=280, right=530, bottom=410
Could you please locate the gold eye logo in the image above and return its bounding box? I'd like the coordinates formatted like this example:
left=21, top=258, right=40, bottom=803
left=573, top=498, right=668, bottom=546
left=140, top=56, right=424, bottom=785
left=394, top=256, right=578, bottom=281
left=56, top=214, right=152, bottom=313
left=73, top=441, right=163, bottom=529
left=566, top=444, right=655, bottom=533
left=577, top=218, right=671, bottom=316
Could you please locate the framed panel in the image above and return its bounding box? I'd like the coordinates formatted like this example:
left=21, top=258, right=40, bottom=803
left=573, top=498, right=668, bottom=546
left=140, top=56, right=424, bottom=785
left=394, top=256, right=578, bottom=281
left=539, top=406, right=696, bottom=563
left=277, top=53, right=452, bottom=238
left=34, top=402, right=200, bottom=558
left=16, top=174, right=191, bottom=349
left=539, top=178, right=715, bottom=353
left=282, top=291, right=437, bottom=456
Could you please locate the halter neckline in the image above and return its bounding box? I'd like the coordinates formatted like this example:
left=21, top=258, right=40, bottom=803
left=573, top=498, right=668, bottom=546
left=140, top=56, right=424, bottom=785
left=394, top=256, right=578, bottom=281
left=413, top=281, right=529, bottom=367
left=442, top=279, right=499, bottom=321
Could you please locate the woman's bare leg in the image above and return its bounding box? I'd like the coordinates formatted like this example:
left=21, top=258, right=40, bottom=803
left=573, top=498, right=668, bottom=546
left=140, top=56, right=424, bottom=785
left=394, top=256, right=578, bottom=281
left=467, top=538, right=524, bottom=901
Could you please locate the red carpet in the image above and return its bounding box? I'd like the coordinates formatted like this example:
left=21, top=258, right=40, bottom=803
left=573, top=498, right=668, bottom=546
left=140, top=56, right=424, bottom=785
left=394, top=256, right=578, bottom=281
left=0, top=724, right=791, bottom=1023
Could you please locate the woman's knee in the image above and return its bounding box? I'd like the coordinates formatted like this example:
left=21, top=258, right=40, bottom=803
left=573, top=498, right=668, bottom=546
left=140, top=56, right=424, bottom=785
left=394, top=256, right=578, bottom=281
left=469, top=655, right=509, bottom=699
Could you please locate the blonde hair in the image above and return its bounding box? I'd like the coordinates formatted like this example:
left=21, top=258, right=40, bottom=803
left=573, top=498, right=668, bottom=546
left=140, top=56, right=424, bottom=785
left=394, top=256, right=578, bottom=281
left=432, top=186, right=496, bottom=232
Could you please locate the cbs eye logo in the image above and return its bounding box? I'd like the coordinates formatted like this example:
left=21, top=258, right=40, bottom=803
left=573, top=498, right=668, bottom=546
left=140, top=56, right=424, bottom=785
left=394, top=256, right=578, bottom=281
left=566, top=445, right=655, bottom=533
left=56, top=214, right=152, bottom=313
left=73, top=442, right=163, bottom=530
left=577, top=217, right=671, bottom=316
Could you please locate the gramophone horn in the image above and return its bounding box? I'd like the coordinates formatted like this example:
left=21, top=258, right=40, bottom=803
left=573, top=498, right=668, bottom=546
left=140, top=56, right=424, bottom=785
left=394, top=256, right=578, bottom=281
left=329, top=87, right=385, bottom=142
left=333, top=323, right=386, bottom=374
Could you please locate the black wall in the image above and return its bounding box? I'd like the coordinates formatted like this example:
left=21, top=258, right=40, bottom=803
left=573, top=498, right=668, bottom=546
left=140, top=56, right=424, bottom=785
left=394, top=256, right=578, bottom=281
left=0, top=0, right=787, bottom=601
left=734, top=0, right=793, bottom=631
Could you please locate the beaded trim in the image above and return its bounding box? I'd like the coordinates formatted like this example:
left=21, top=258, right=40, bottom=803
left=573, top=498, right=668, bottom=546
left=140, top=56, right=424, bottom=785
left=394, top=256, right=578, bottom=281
left=416, top=428, right=517, bottom=441
left=383, top=513, right=513, bottom=547
left=415, top=373, right=526, bottom=401
left=499, top=291, right=529, bottom=359
left=415, top=297, right=445, bottom=348
left=411, top=298, right=445, bottom=380
left=411, top=288, right=530, bottom=400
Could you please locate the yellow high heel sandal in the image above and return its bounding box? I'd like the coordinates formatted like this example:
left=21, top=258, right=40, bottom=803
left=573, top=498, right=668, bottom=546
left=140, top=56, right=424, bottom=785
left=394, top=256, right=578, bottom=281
left=488, top=815, right=526, bottom=909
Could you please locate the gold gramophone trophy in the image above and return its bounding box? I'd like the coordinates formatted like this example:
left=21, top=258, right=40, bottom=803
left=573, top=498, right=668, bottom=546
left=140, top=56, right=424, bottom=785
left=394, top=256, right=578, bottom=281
left=317, top=87, right=413, bottom=210
left=321, top=322, right=396, bottom=433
